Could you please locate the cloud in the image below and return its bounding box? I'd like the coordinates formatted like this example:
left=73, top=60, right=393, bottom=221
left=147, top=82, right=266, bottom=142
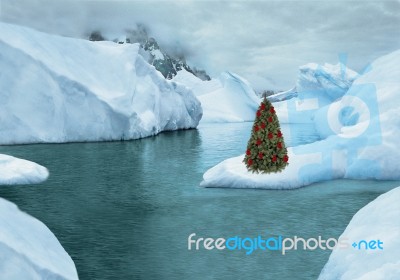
left=1, top=0, right=399, bottom=91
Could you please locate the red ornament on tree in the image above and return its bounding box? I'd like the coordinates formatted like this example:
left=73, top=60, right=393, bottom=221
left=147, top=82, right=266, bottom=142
left=261, top=123, right=266, bottom=129
left=256, top=139, right=262, bottom=145
left=277, top=142, right=282, bottom=149
left=254, top=125, right=259, bottom=132
left=260, top=103, right=266, bottom=110
left=258, top=152, right=263, bottom=159
left=256, top=110, right=261, bottom=117
left=268, top=117, right=273, bottom=123
left=270, top=107, right=275, bottom=113
left=277, top=130, right=282, bottom=138
left=248, top=159, right=253, bottom=165
left=268, top=132, right=273, bottom=139
left=272, top=155, right=277, bottom=162
left=283, top=155, right=289, bottom=162
left=246, top=149, right=251, bottom=155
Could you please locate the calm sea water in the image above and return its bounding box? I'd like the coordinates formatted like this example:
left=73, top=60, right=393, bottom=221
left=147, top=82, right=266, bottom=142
left=0, top=123, right=398, bottom=279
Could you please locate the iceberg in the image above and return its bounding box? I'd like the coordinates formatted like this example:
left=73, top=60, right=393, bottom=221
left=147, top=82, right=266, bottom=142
left=201, top=50, right=400, bottom=189
left=319, top=186, right=400, bottom=280
left=272, top=62, right=358, bottom=123
left=296, top=62, right=358, bottom=99
left=173, top=69, right=260, bottom=123
left=0, top=22, right=202, bottom=144
left=0, top=197, right=78, bottom=279
left=0, top=154, right=49, bottom=185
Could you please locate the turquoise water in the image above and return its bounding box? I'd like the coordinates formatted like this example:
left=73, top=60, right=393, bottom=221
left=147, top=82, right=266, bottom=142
left=0, top=123, right=398, bottom=279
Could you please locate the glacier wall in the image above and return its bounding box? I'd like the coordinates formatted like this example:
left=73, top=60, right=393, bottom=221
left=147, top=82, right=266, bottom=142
left=0, top=22, right=202, bottom=144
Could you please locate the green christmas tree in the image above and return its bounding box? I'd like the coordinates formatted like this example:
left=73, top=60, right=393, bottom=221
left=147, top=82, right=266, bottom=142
left=243, top=97, right=289, bottom=173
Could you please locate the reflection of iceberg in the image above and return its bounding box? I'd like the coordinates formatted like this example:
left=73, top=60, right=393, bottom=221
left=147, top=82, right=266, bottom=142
left=0, top=198, right=78, bottom=279
left=0, top=22, right=202, bottom=145
left=319, top=187, right=400, bottom=280
left=173, top=70, right=260, bottom=123
left=201, top=50, right=400, bottom=189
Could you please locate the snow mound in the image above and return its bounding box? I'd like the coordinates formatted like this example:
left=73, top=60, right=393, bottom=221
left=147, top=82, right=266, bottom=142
left=200, top=147, right=329, bottom=189
left=173, top=69, right=221, bottom=96
left=201, top=50, right=400, bottom=189
left=319, top=187, right=400, bottom=280
left=173, top=70, right=260, bottom=123
left=0, top=22, right=202, bottom=144
left=272, top=62, right=358, bottom=123
left=0, top=198, right=78, bottom=279
left=0, top=154, right=49, bottom=185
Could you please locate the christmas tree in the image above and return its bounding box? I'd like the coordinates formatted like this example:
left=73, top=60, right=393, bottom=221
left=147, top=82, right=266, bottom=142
left=243, top=97, right=289, bottom=173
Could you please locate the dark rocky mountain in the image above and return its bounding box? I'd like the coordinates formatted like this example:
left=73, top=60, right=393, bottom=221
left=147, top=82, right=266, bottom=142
left=88, top=26, right=210, bottom=81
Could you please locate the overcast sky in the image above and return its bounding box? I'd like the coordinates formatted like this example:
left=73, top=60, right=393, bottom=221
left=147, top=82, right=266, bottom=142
left=1, top=0, right=399, bottom=91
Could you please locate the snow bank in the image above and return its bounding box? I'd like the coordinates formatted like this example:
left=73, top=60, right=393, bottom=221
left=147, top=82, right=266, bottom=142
left=173, top=69, right=221, bottom=96
left=173, top=70, right=260, bottom=122
left=0, top=154, right=48, bottom=185
left=201, top=50, right=400, bottom=188
left=201, top=147, right=328, bottom=189
left=319, top=187, right=400, bottom=280
left=0, top=198, right=78, bottom=279
left=0, top=22, right=202, bottom=144
left=272, top=62, right=358, bottom=123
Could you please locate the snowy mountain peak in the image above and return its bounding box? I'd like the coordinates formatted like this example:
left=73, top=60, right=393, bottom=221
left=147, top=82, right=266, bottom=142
left=88, top=27, right=211, bottom=81
left=143, top=37, right=160, bottom=51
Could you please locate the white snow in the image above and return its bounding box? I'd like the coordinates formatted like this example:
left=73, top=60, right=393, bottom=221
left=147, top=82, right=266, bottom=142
left=0, top=197, right=78, bottom=279
left=201, top=50, right=400, bottom=189
left=173, top=69, right=221, bottom=96
left=267, top=87, right=297, bottom=103
left=173, top=70, right=260, bottom=122
left=152, top=49, right=164, bottom=60
left=0, top=22, right=202, bottom=144
left=0, top=154, right=49, bottom=185
left=319, top=186, right=400, bottom=280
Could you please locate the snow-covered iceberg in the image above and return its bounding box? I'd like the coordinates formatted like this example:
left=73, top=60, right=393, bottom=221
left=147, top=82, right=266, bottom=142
left=0, top=154, right=49, bottom=185
left=272, top=62, right=358, bottom=123
left=201, top=50, right=400, bottom=189
left=173, top=69, right=260, bottom=122
left=319, top=186, right=400, bottom=280
left=296, top=62, right=358, bottom=99
left=0, top=197, right=78, bottom=279
left=0, top=22, right=202, bottom=144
